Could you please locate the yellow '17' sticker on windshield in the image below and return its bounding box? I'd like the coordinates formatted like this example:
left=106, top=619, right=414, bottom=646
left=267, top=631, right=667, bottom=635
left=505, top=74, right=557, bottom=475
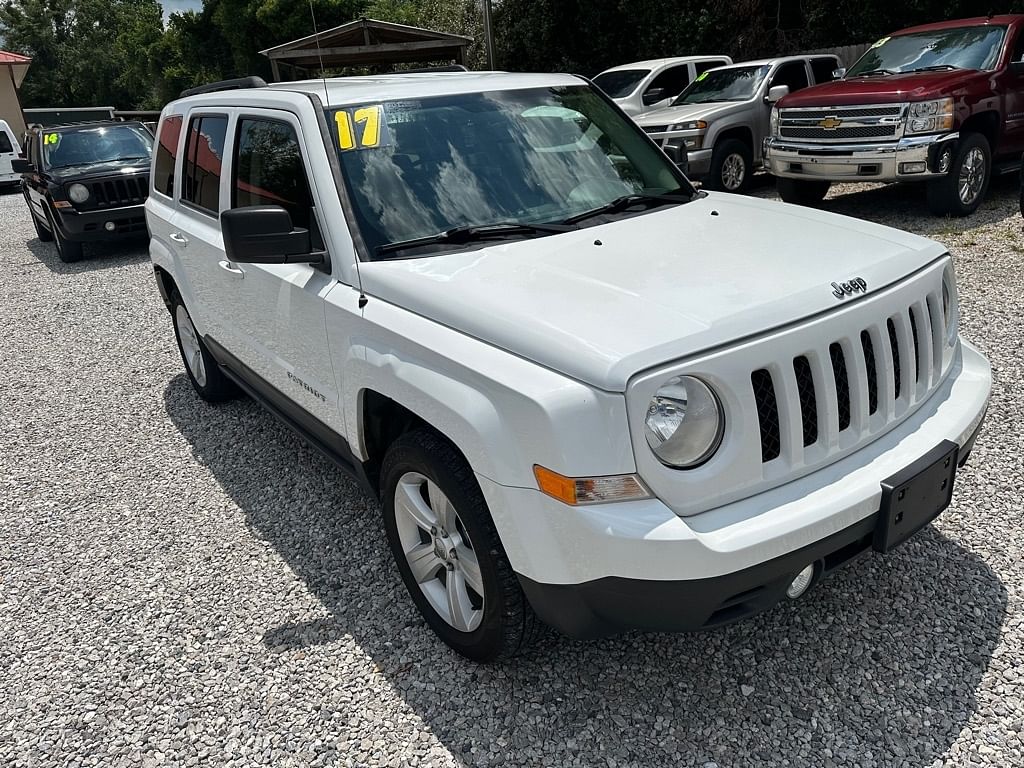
left=334, top=105, right=390, bottom=151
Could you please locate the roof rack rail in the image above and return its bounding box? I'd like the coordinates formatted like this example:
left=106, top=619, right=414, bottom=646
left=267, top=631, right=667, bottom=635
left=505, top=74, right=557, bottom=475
left=398, top=64, right=469, bottom=74
left=179, top=76, right=268, bottom=99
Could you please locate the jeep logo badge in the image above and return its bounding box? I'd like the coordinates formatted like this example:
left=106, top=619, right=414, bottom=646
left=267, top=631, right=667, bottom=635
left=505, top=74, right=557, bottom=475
left=832, top=278, right=868, bottom=299
left=819, top=116, right=843, bottom=130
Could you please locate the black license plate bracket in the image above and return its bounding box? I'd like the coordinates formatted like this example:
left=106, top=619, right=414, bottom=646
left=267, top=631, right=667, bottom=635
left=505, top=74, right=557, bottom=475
left=874, top=440, right=959, bottom=554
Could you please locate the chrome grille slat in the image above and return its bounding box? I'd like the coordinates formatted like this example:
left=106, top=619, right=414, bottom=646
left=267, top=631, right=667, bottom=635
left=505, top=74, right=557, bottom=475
left=777, top=103, right=905, bottom=144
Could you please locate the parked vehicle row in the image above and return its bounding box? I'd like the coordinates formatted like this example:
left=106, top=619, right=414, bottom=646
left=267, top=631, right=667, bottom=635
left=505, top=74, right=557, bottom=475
left=140, top=71, right=989, bottom=661
left=602, top=14, right=1024, bottom=216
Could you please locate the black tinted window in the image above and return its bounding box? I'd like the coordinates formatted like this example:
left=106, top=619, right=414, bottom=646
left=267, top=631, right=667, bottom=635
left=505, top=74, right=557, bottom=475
left=810, top=58, right=839, bottom=84
left=183, top=115, right=228, bottom=213
left=771, top=61, right=810, bottom=93
left=153, top=115, right=182, bottom=197
left=0, top=132, right=12, bottom=154
left=647, top=65, right=691, bottom=98
left=233, top=119, right=312, bottom=229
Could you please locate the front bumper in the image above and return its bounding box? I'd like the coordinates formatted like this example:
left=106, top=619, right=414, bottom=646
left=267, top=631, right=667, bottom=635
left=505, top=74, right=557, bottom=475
left=54, top=204, right=148, bottom=242
left=478, top=339, right=990, bottom=638
left=765, top=132, right=958, bottom=182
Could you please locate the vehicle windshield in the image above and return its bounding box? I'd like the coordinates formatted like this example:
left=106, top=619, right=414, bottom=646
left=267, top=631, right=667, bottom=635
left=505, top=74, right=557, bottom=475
left=42, top=124, right=153, bottom=170
left=673, top=65, right=770, bottom=105
left=331, top=86, right=691, bottom=258
left=846, top=25, right=1006, bottom=76
left=593, top=69, right=652, bottom=98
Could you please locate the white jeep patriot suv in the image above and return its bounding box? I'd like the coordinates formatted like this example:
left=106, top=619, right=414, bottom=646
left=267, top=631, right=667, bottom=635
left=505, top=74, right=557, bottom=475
left=146, top=72, right=991, bottom=662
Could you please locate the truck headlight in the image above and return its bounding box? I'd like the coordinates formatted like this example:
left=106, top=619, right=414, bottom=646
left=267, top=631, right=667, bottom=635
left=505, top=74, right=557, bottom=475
left=905, top=98, right=954, bottom=135
left=668, top=120, right=707, bottom=132
left=67, top=183, right=90, bottom=204
left=770, top=106, right=780, bottom=136
left=644, top=376, right=724, bottom=468
left=942, top=265, right=958, bottom=346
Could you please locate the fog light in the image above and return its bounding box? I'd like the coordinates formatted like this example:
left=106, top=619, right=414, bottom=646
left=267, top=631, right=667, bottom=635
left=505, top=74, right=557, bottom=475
left=786, top=564, right=815, bottom=599
left=899, top=161, right=926, bottom=174
left=104, top=221, right=116, bottom=232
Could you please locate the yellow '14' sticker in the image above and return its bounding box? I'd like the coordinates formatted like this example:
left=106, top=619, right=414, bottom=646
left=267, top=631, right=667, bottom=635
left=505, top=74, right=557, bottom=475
left=44, top=133, right=60, bottom=146
left=334, top=105, right=389, bottom=151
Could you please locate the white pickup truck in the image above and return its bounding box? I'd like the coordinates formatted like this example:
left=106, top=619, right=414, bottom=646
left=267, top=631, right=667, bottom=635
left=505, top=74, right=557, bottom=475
left=146, top=72, right=990, bottom=662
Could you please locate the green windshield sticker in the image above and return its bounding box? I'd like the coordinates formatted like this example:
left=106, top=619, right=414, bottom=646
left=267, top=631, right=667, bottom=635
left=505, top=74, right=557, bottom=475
left=695, top=71, right=709, bottom=82
left=43, top=133, right=60, bottom=147
left=333, top=105, right=392, bottom=152
left=870, top=36, right=890, bottom=49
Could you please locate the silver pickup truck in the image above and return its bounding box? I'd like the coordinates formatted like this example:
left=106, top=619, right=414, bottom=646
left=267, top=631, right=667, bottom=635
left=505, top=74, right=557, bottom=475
left=634, top=55, right=840, bottom=191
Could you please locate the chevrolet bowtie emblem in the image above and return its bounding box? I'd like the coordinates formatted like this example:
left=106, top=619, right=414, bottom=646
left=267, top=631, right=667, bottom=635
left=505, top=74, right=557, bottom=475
left=819, top=116, right=843, bottom=130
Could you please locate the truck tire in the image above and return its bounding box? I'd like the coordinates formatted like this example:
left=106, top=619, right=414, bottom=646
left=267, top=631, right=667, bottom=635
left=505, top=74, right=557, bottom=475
left=926, top=133, right=991, bottom=217
left=32, top=210, right=53, bottom=242
left=381, top=429, right=542, bottom=662
left=170, top=290, right=238, bottom=403
left=776, top=178, right=831, bottom=206
left=47, top=208, right=83, bottom=263
left=705, top=138, right=752, bottom=192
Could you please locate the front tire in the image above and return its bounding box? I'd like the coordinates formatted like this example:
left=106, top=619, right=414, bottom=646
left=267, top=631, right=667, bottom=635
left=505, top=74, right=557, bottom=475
left=28, top=197, right=53, bottom=242
left=704, top=138, right=752, bottom=192
left=927, top=133, right=991, bottom=217
left=47, top=208, right=83, bottom=262
left=381, top=429, right=541, bottom=661
left=776, top=177, right=832, bottom=206
left=170, top=291, right=238, bottom=403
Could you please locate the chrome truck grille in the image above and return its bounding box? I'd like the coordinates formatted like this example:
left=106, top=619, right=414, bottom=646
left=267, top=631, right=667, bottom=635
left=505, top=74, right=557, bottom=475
left=625, top=258, right=957, bottom=518
left=777, top=104, right=904, bottom=143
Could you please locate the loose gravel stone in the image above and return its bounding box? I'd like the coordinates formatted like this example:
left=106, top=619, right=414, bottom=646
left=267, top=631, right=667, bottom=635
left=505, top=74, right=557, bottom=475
left=0, top=176, right=1022, bottom=767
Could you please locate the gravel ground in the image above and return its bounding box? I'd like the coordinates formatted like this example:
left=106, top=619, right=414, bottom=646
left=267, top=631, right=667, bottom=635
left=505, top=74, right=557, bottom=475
left=1, top=176, right=1023, bottom=768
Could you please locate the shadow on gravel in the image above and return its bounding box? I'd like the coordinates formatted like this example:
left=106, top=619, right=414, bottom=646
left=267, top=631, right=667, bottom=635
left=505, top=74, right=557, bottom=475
left=20, top=230, right=149, bottom=274
left=163, top=374, right=1007, bottom=767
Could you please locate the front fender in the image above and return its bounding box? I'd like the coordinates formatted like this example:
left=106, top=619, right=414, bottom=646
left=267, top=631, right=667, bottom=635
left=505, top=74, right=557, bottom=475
left=342, top=298, right=636, bottom=489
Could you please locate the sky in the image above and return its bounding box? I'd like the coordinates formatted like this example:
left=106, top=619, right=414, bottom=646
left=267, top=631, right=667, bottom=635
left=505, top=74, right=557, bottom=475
left=161, top=0, right=202, bottom=22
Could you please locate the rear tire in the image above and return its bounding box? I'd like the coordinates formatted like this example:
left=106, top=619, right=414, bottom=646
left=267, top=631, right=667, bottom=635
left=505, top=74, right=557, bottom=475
left=381, top=429, right=542, bottom=661
left=47, top=208, right=83, bottom=263
left=926, top=133, right=990, bottom=217
left=704, top=138, right=752, bottom=192
left=170, top=291, right=238, bottom=403
left=776, top=177, right=832, bottom=206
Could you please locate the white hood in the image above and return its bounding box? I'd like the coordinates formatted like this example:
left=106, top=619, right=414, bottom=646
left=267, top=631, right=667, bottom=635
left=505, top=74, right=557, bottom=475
left=359, top=193, right=947, bottom=392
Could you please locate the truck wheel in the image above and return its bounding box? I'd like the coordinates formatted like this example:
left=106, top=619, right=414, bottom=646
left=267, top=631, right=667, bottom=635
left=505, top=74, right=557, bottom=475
left=927, top=133, right=991, bottom=217
left=776, top=178, right=831, bottom=206
left=381, top=429, right=542, bottom=662
left=47, top=208, right=83, bottom=263
left=705, top=139, right=752, bottom=192
left=31, top=209, right=53, bottom=242
left=170, top=291, right=238, bottom=402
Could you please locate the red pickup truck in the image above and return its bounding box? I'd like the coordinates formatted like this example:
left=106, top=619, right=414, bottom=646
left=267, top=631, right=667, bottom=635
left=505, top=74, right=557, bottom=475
left=765, top=15, right=1024, bottom=216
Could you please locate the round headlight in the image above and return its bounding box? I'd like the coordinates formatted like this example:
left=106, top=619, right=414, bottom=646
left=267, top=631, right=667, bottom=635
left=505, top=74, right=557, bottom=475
left=67, top=183, right=90, bottom=204
left=644, top=376, right=724, bottom=468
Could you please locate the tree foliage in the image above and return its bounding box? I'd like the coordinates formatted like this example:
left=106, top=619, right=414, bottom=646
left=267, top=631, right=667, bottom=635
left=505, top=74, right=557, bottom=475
left=4, top=0, right=1024, bottom=110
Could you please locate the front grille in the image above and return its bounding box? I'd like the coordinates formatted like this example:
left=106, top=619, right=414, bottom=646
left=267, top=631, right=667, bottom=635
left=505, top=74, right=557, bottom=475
left=782, top=106, right=901, bottom=120
left=643, top=125, right=668, bottom=134
left=751, top=296, right=946, bottom=464
left=84, top=175, right=149, bottom=209
left=780, top=125, right=897, bottom=140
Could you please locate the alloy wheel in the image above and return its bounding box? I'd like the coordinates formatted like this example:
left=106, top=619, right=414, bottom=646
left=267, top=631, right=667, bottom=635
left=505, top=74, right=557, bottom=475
left=721, top=153, right=746, bottom=191
left=175, top=305, right=207, bottom=387
left=958, top=147, right=986, bottom=206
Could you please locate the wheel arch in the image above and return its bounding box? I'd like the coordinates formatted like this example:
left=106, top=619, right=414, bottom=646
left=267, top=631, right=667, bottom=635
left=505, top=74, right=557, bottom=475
left=960, top=110, right=999, bottom=151
left=711, top=124, right=755, bottom=153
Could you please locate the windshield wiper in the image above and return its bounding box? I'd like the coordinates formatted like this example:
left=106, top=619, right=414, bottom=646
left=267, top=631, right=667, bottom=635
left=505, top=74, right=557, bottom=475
left=853, top=68, right=897, bottom=77
left=376, top=221, right=574, bottom=256
left=909, top=64, right=960, bottom=72
left=559, top=189, right=692, bottom=226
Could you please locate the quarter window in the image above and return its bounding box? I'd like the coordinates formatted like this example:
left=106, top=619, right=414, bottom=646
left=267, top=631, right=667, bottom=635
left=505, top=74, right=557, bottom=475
left=183, top=115, right=228, bottom=214
left=232, top=118, right=313, bottom=229
left=0, top=132, right=12, bottom=154
left=153, top=115, right=182, bottom=198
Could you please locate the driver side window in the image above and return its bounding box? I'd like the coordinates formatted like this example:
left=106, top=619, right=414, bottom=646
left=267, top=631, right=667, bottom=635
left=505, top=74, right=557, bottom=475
left=770, top=61, right=810, bottom=93
left=644, top=66, right=691, bottom=105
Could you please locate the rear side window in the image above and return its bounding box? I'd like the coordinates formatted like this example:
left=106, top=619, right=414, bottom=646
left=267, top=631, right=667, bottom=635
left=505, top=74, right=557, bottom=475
left=183, top=115, right=228, bottom=214
left=0, top=132, right=12, bottom=154
left=153, top=115, right=182, bottom=197
left=810, top=58, right=839, bottom=84
left=232, top=118, right=313, bottom=229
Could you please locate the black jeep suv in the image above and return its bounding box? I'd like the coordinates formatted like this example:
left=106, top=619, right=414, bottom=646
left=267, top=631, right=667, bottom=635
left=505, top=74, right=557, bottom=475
left=14, top=122, right=153, bottom=262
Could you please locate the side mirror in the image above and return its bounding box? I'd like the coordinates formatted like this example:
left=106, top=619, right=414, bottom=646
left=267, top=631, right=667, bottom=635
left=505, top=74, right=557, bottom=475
left=766, top=85, right=790, bottom=104
left=642, top=87, right=666, bottom=106
left=833, top=67, right=847, bottom=79
left=663, top=142, right=689, bottom=174
left=220, top=206, right=323, bottom=265
left=11, top=158, right=33, bottom=174
left=1010, top=61, right=1024, bottom=75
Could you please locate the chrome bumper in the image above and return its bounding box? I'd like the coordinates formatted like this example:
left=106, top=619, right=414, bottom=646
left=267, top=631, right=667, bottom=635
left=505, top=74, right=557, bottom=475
left=764, top=132, right=959, bottom=182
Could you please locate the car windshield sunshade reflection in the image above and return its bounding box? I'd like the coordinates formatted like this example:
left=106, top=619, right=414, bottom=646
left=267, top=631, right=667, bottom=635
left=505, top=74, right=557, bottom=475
left=329, top=86, right=694, bottom=258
